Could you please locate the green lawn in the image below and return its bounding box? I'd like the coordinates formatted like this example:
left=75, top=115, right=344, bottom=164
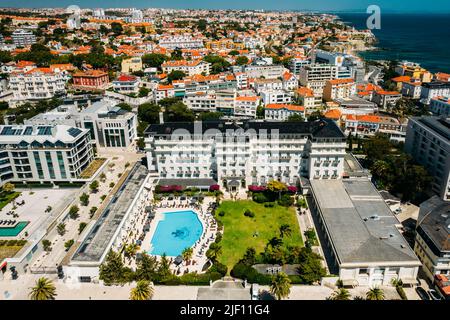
left=216, top=200, right=303, bottom=271
left=0, top=192, right=20, bottom=211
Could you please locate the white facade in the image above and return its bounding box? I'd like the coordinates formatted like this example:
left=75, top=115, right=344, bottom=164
left=162, top=60, right=211, bottom=76
left=159, top=35, right=204, bottom=49
left=9, top=69, right=67, bottom=101
left=11, top=29, right=36, bottom=46
left=0, top=124, right=94, bottom=184
left=145, top=120, right=347, bottom=188
left=430, top=97, right=450, bottom=117
left=260, top=90, right=292, bottom=106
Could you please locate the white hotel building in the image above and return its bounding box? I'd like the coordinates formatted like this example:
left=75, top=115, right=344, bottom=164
left=144, top=119, right=346, bottom=190
left=0, top=124, right=94, bottom=184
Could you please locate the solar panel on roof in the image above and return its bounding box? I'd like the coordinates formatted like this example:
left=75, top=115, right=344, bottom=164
left=67, top=127, right=82, bottom=137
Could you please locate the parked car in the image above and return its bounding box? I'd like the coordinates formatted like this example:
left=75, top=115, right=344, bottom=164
left=415, top=287, right=430, bottom=300
left=428, top=289, right=443, bottom=300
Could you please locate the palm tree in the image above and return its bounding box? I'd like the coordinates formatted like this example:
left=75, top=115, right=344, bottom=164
left=181, top=247, right=193, bottom=263
left=329, top=288, right=351, bottom=300
left=268, top=237, right=283, bottom=248
left=124, top=243, right=138, bottom=260
left=130, top=280, right=154, bottom=300
left=206, top=243, right=222, bottom=262
left=270, top=272, right=291, bottom=300
left=279, top=224, right=292, bottom=238
left=366, top=287, right=385, bottom=300
left=29, top=277, right=57, bottom=300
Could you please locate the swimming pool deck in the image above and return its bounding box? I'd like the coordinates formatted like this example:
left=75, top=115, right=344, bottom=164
left=140, top=198, right=219, bottom=274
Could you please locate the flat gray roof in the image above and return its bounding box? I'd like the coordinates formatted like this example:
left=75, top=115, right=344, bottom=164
left=310, top=179, right=420, bottom=265
left=157, top=178, right=217, bottom=188
left=71, top=163, right=148, bottom=263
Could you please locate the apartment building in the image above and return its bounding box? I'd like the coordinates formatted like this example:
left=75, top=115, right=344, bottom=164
left=264, top=104, right=305, bottom=121
left=295, top=87, right=316, bottom=111
left=11, top=29, right=36, bottom=47
left=234, top=96, right=260, bottom=118
left=253, top=78, right=283, bottom=93
left=401, top=79, right=422, bottom=99
left=405, top=116, right=450, bottom=201
left=162, top=60, right=211, bottom=76
left=430, top=97, right=450, bottom=117
left=112, top=74, right=140, bottom=94
left=25, top=99, right=137, bottom=149
left=155, top=84, right=175, bottom=102
left=159, top=35, right=204, bottom=49
left=233, top=64, right=286, bottom=79
left=289, top=56, right=310, bottom=76
left=323, top=78, right=357, bottom=102
left=0, top=124, right=94, bottom=184
left=310, top=178, right=421, bottom=287
left=260, top=90, right=292, bottom=105
left=414, top=196, right=450, bottom=282
left=9, top=68, right=67, bottom=101
left=421, top=82, right=450, bottom=105
left=205, top=39, right=245, bottom=51
left=121, top=57, right=143, bottom=73
left=144, top=119, right=347, bottom=190
left=372, top=91, right=402, bottom=109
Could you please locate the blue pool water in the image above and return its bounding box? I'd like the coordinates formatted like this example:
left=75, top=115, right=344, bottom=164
left=0, top=221, right=29, bottom=237
left=149, top=210, right=203, bottom=257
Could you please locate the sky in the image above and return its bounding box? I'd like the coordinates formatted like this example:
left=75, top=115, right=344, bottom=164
left=1, top=0, right=450, bottom=13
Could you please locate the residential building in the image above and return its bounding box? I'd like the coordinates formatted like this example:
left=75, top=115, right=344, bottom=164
left=309, top=178, right=421, bottom=287
left=72, top=70, right=109, bottom=90
left=260, top=90, right=292, bottom=106
left=334, top=97, right=378, bottom=115
left=205, top=39, right=245, bottom=50
left=234, top=96, right=260, bottom=118
left=372, top=91, right=402, bottom=109
left=323, top=78, right=356, bottom=102
left=401, top=79, right=422, bottom=99
left=421, top=82, right=450, bottom=105
left=290, top=55, right=310, bottom=76
left=264, top=104, right=305, bottom=121
left=253, top=78, right=283, bottom=93
left=11, top=29, right=36, bottom=47
left=405, top=116, right=450, bottom=201
left=294, top=87, right=316, bottom=111
left=159, top=35, right=204, bottom=49
left=395, top=61, right=432, bottom=83
left=121, top=57, right=143, bottom=73
left=430, top=96, right=450, bottom=117
left=162, top=60, right=211, bottom=76
left=0, top=124, right=94, bottom=184
left=414, top=196, right=450, bottom=283
left=232, top=64, right=286, bottom=79
left=144, top=119, right=347, bottom=190
left=112, top=74, right=140, bottom=94
left=9, top=68, right=67, bottom=101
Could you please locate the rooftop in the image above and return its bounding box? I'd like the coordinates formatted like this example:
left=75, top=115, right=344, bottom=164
left=0, top=125, right=87, bottom=144
left=310, top=179, right=420, bottom=266
left=71, top=163, right=148, bottom=264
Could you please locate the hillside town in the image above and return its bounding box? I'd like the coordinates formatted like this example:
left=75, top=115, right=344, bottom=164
left=0, top=7, right=449, bottom=302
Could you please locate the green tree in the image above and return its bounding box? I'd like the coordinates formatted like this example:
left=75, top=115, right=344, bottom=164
left=80, top=193, right=89, bottom=206
left=89, top=180, right=99, bottom=193
left=296, top=247, right=326, bottom=284
left=157, top=253, right=172, bottom=279
left=69, top=205, right=79, bottom=219
left=203, top=55, right=231, bottom=74
left=111, top=22, right=123, bottom=35
left=229, top=50, right=239, bottom=56
left=116, top=103, right=132, bottom=112
left=138, top=103, right=161, bottom=124
left=29, top=277, right=57, bottom=300
left=138, top=87, right=150, bottom=97
left=124, top=243, right=138, bottom=260
left=164, top=102, right=195, bottom=122
left=56, top=223, right=66, bottom=236
left=78, top=222, right=87, bottom=234
left=328, top=288, right=351, bottom=300
left=267, top=180, right=287, bottom=199
left=0, top=50, right=12, bottom=63
left=89, top=206, right=98, bottom=218
left=287, top=113, right=304, bottom=122
left=197, top=19, right=207, bottom=31
left=167, top=70, right=186, bottom=83
left=279, top=224, right=292, bottom=238
left=206, top=242, right=222, bottom=262
left=366, top=287, right=385, bottom=300
left=199, top=111, right=224, bottom=121
left=136, top=253, right=159, bottom=281
left=130, top=280, right=153, bottom=300
left=64, top=239, right=74, bottom=251
left=99, top=250, right=133, bottom=285
left=182, top=247, right=194, bottom=262
left=42, top=239, right=52, bottom=252
left=235, top=56, right=249, bottom=66
left=270, top=272, right=291, bottom=300
left=256, top=105, right=264, bottom=118
left=141, top=53, right=168, bottom=69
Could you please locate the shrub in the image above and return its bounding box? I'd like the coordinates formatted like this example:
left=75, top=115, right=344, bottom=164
left=210, top=262, right=227, bottom=276
left=287, top=186, right=298, bottom=194
left=209, top=184, right=220, bottom=191
left=278, top=194, right=294, bottom=207
left=253, top=193, right=268, bottom=203
left=64, top=239, right=74, bottom=251
left=244, top=209, right=255, bottom=218
left=248, top=185, right=267, bottom=192
left=218, top=211, right=225, bottom=217
left=69, top=205, right=80, bottom=219
left=231, top=263, right=272, bottom=285
left=264, top=202, right=275, bottom=208
left=396, top=285, right=408, bottom=300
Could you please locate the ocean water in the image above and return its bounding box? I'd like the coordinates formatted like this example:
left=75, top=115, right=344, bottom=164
left=149, top=210, right=203, bottom=257
left=337, top=13, right=450, bottom=73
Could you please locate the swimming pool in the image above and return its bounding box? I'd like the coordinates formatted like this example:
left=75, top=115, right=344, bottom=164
left=149, top=210, right=203, bottom=257
left=0, top=221, right=29, bottom=237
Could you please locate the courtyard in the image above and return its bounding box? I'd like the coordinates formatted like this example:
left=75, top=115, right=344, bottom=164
left=216, top=200, right=303, bottom=271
